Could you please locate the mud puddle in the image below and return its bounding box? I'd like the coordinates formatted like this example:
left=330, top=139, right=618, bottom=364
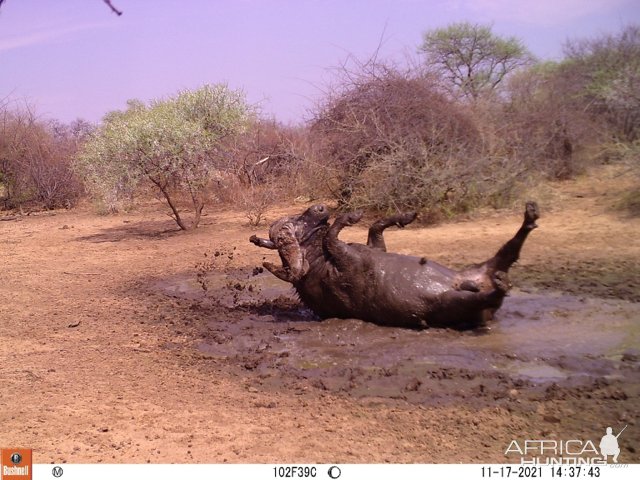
left=154, top=270, right=640, bottom=404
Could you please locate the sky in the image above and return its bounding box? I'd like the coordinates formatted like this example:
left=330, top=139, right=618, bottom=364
left=1, top=0, right=639, bottom=125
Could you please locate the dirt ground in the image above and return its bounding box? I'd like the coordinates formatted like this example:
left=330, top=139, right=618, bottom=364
left=1, top=164, right=638, bottom=464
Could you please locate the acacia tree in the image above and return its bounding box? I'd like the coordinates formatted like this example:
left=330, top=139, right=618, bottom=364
left=76, top=84, right=252, bottom=230
left=419, top=22, right=533, bottom=100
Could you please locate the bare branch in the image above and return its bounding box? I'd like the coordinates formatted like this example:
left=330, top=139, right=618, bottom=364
left=1, top=0, right=123, bottom=15
left=103, top=0, right=123, bottom=16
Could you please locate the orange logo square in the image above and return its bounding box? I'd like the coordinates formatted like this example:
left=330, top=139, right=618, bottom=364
left=1, top=449, right=32, bottom=480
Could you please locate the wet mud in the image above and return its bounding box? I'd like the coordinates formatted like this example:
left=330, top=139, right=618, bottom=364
left=154, top=268, right=640, bottom=407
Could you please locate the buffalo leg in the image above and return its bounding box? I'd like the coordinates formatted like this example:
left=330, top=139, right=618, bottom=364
left=485, top=202, right=539, bottom=274
left=367, top=212, right=417, bottom=251
left=324, top=211, right=364, bottom=270
left=435, top=272, right=511, bottom=328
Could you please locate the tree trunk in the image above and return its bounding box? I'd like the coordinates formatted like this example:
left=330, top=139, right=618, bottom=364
left=191, top=197, right=204, bottom=230
left=186, top=182, right=206, bottom=230
left=148, top=176, right=190, bottom=231
left=160, top=186, right=189, bottom=231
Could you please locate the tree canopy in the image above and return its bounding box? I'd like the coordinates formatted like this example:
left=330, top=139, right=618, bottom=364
left=75, top=84, right=252, bottom=230
left=419, top=22, right=533, bottom=100
left=562, top=25, right=640, bottom=141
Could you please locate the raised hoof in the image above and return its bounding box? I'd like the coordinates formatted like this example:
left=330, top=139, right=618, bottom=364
left=339, top=211, right=364, bottom=226
left=493, top=271, right=512, bottom=294
left=524, top=201, right=540, bottom=229
left=249, top=234, right=260, bottom=245
left=395, top=211, right=418, bottom=228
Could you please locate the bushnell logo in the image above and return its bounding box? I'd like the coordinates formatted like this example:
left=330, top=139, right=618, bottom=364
left=1, top=448, right=32, bottom=480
